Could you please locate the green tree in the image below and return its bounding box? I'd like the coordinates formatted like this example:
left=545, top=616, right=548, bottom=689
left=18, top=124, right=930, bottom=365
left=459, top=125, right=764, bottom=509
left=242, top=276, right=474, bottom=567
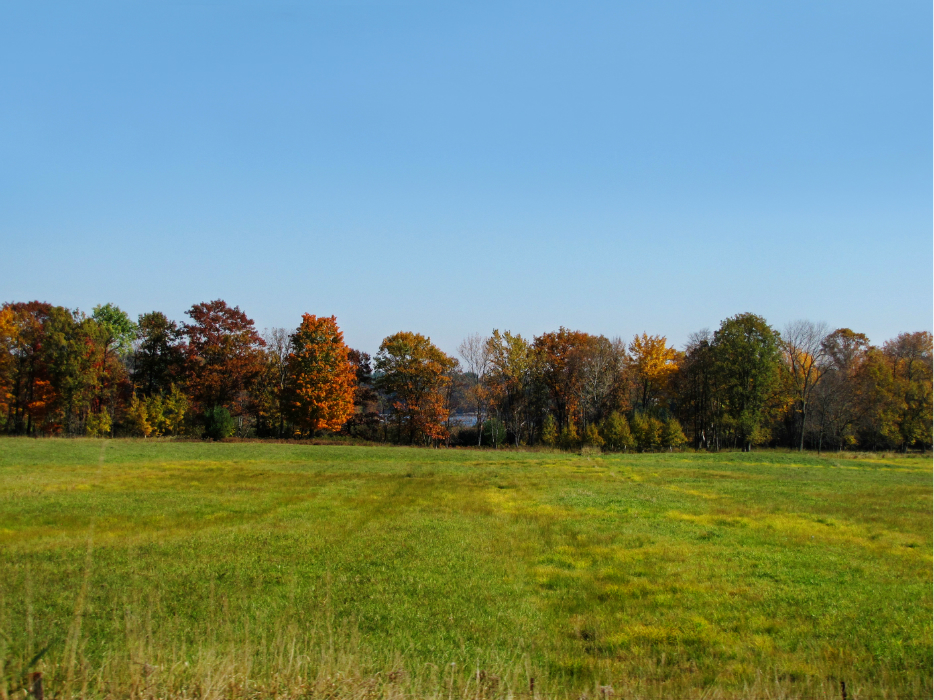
left=660, top=417, right=687, bottom=451
left=92, top=304, right=137, bottom=357
left=43, top=307, right=104, bottom=435
left=631, top=412, right=662, bottom=451
left=678, top=330, right=720, bottom=450
left=203, top=406, right=236, bottom=440
left=599, top=411, right=633, bottom=452
left=712, top=313, right=782, bottom=451
left=133, top=311, right=185, bottom=397
left=541, top=414, right=558, bottom=447
left=482, top=417, right=507, bottom=448
left=91, top=304, right=136, bottom=433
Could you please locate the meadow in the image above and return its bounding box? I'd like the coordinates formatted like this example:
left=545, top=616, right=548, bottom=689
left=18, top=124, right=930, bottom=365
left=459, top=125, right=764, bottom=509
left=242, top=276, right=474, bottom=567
left=0, top=439, right=930, bottom=699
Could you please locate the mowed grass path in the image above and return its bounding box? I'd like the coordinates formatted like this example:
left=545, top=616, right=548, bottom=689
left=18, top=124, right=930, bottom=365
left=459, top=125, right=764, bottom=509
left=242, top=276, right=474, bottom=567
left=0, top=439, right=930, bottom=699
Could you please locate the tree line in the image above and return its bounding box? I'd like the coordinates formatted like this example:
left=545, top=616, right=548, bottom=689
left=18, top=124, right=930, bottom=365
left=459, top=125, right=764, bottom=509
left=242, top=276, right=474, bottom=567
left=1, top=299, right=930, bottom=452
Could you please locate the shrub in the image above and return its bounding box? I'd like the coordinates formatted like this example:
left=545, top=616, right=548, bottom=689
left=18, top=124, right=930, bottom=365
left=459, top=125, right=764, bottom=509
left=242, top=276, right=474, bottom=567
left=583, top=423, right=604, bottom=448
left=541, top=414, right=558, bottom=447
left=600, top=411, right=633, bottom=452
left=631, top=413, right=663, bottom=452
left=203, top=406, right=236, bottom=441
left=559, top=419, right=579, bottom=450
left=125, top=395, right=153, bottom=437
left=661, top=417, right=687, bottom=451
left=482, top=417, right=507, bottom=448
left=85, top=409, right=112, bottom=437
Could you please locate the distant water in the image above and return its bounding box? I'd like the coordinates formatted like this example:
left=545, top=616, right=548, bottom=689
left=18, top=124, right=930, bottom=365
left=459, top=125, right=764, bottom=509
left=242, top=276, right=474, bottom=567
left=379, top=413, right=478, bottom=427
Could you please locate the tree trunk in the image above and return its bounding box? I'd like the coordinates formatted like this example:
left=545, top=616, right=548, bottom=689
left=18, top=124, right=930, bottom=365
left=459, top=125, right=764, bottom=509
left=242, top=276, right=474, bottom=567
left=799, top=400, right=807, bottom=451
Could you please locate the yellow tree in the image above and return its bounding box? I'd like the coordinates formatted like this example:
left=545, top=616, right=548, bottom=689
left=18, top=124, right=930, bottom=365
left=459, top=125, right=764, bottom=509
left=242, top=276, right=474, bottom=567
left=628, top=333, right=680, bottom=411
left=286, top=315, right=356, bottom=436
left=486, top=330, right=534, bottom=446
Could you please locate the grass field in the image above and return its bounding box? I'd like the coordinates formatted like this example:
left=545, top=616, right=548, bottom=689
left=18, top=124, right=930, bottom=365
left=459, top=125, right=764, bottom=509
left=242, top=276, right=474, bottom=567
left=0, top=439, right=930, bottom=699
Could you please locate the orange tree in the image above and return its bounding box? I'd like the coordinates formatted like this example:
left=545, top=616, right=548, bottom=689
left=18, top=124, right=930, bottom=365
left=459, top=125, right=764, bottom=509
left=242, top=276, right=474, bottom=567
left=533, top=327, right=591, bottom=431
left=1, top=302, right=65, bottom=434
left=285, top=315, right=356, bottom=436
left=374, top=331, right=457, bottom=445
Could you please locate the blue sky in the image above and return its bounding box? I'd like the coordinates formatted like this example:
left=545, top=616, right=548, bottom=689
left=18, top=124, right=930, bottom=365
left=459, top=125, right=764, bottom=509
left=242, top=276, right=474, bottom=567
left=1, top=1, right=930, bottom=355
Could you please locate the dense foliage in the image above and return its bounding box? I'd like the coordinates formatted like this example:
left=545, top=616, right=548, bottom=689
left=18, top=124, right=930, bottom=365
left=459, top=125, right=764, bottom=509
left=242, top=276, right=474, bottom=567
left=1, top=299, right=930, bottom=451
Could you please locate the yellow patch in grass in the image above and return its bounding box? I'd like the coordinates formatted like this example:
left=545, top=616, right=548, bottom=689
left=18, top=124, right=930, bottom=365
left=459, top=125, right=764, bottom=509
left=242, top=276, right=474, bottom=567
left=664, top=485, right=721, bottom=500
left=666, top=509, right=929, bottom=555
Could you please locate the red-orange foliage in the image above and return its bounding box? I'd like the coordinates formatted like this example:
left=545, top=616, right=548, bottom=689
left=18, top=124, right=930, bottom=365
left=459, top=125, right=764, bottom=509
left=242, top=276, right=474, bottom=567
left=286, top=315, right=356, bottom=435
left=533, top=327, right=592, bottom=430
left=0, top=302, right=57, bottom=433
left=182, top=300, right=265, bottom=412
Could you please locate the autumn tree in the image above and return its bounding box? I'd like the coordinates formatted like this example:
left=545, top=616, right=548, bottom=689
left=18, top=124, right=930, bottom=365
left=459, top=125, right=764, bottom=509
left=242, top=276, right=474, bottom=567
left=576, top=335, right=628, bottom=430
left=0, top=302, right=107, bottom=435
left=486, top=330, right=536, bottom=446
left=341, top=348, right=382, bottom=440
left=533, top=328, right=590, bottom=432
left=374, top=331, right=457, bottom=445
left=253, top=327, right=292, bottom=437
left=712, top=313, right=782, bottom=451
left=810, top=328, right=869, bottom=451
left=458, top=333, right=491, bottom=446
left=628, top=333, right=680, bottom=412
left=880, top=331, right=933, bottom=451
left=133, top=311, right=185, bottom=397
left=90, top=303, right=136, bottom=431
left=44, top=308, right=107, bottom=435
left=781, top=320, right=829, bottom=451
left=1, top=302, right=57, bottom=433
left=182, top=300, right=265, bottom=415
left=0, top=305, right=15, bottom=427
left=285, top=315, right=356, bottom=436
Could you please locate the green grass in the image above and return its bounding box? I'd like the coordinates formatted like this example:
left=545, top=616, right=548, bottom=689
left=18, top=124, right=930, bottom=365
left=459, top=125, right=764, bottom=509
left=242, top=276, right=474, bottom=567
left=0, top=439, right=930, bottom=699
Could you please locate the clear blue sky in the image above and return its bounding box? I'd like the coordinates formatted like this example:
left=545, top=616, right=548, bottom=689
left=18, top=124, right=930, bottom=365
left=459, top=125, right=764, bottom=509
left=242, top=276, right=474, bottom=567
left=1, top=1, right=930, bottom=356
